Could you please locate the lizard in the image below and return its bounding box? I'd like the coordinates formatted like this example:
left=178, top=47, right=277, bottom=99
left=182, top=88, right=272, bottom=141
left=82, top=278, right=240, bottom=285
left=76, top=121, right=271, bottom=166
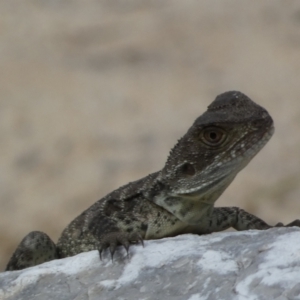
left=5, top=90, right=300, bottom=271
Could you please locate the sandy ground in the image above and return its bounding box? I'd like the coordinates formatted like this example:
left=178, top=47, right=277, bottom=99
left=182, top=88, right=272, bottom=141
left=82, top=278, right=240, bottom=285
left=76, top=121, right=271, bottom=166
left=1, top=0, right=300, bottom=270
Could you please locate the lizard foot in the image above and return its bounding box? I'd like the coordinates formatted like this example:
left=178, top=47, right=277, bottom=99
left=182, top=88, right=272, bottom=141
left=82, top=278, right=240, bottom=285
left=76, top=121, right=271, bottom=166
left=6, top=231, right=58, bottom=271
left=99, top=232, right=144, bottom=260
left=274, top=219, right=300, bottom=227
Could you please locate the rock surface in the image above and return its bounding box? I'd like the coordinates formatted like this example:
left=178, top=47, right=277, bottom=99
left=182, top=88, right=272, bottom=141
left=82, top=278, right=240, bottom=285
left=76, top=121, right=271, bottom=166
left=1, top=227, right=300, bottom=300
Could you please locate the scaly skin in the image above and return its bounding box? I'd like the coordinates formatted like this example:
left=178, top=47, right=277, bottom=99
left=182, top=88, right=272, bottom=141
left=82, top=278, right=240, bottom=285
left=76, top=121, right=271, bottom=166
left=6, top=91, right=300, bottom=271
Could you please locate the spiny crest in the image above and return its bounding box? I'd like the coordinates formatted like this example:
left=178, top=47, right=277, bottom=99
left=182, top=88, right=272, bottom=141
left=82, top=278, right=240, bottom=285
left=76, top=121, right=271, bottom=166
left=165, top=136, right=186, bottom=168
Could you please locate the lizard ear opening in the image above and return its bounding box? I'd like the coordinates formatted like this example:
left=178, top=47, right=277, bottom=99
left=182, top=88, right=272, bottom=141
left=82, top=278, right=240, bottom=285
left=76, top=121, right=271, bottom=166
left=180, top=163, right=196, bottom=176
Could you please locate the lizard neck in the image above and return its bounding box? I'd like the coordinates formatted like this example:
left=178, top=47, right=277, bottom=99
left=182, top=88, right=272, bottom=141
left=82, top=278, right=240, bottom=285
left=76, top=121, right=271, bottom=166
left=144, top=172, right=236, bottom=224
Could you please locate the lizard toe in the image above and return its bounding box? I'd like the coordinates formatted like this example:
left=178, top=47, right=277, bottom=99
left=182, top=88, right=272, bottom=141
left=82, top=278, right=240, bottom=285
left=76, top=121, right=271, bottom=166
left=128, top=232, right=144, bottom=247
left=98, top=231, right=144, bottom=260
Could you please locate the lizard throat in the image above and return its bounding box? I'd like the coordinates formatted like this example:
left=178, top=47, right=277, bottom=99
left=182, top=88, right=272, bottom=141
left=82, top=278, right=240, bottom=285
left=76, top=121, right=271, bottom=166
left=152, top=174, right=236, bottom=225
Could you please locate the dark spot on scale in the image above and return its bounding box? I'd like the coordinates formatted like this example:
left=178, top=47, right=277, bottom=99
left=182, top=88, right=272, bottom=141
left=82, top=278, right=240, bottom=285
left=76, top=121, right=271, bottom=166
left=163, top=216, right=168, bottom=220
left=157, top=212, right=161, bottom=217
left=104, top=199, right=123, bottom=216
left=118, top=215, right=126, bottom=221
left=141, top=223, right=148, bottom=231
left=154, top=220, right=158, bottom=225
left=125, top=219, right=131, bottom=225
left=148, top=181, right=166, bottom=199
left=127, top=228, right=133, bottom=233
left=124, top=198, right=137, bottom=211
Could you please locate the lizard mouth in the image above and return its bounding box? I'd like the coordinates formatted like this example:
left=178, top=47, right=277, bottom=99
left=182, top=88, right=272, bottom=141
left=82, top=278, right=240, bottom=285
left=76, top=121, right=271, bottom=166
left=174, top=172, right=231, bottom=198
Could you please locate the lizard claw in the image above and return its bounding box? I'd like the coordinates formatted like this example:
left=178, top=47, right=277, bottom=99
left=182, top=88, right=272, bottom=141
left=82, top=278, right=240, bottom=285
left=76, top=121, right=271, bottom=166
left=109, top=242, right=117, bottom=261
left=129, top=232, right=144, bottom=247
left=98, top=232, right=144, bottom=260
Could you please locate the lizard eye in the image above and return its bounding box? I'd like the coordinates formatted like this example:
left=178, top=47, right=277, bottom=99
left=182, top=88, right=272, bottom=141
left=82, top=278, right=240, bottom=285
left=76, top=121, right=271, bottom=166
left=201, top=127, right=227, bottom=147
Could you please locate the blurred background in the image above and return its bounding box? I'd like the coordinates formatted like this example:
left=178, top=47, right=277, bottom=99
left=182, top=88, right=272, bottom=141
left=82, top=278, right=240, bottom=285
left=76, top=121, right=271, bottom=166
left=1, top=0, right=300, bottom=270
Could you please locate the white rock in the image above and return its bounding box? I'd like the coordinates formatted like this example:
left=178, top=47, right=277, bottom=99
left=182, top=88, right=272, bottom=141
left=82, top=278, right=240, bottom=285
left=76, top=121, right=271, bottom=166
left=1, top=227, right=300, bottom=300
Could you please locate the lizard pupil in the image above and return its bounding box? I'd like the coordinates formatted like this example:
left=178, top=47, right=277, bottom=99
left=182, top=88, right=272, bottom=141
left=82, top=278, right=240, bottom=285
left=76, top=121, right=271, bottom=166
left=209, top=132, right=217, bottom=140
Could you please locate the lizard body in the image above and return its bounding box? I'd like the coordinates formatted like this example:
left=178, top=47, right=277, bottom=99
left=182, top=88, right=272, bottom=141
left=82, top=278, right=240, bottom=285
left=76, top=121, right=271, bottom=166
left=6, top=91, right=300, bottom=271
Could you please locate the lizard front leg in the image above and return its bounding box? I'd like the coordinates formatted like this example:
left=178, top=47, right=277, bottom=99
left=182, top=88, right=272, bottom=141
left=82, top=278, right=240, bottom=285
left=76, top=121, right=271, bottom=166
left=196, top=207, right=300, bottom=233
left=57, top=210, right=147, bottom=261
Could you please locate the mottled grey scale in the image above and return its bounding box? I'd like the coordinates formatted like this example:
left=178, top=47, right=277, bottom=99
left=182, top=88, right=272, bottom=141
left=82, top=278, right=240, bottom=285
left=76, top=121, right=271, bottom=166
left=6, top=231, right=58, bottom=271
left=6, top=91, right=300, bottom=272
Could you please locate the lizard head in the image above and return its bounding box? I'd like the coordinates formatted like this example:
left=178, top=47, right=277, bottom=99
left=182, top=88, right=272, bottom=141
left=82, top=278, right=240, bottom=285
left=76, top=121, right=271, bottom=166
left=152, top=91, right=274, bottom=224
